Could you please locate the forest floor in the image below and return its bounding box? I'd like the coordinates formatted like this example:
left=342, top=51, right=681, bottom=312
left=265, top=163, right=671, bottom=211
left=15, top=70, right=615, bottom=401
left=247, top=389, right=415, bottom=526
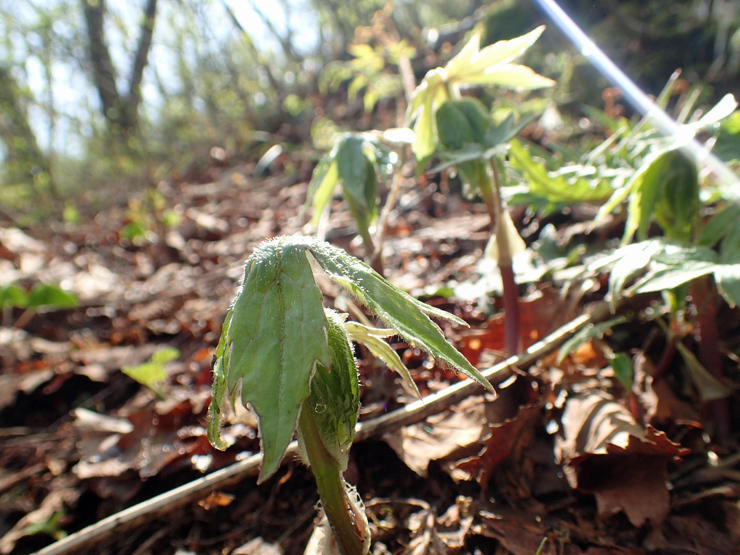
left=1, top=149, right=740, bottom=555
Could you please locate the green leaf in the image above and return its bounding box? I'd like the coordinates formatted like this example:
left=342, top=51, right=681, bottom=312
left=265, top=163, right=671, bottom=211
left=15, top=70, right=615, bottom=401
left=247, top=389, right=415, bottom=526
left=308, top=157, right=339, bottom=227
left=714, top=263, right=740, bottom=307
left=675, top=341, right=731, bottom=401
left=345, top=322, right=421, bottom=399
left=27, top=284, right=78, bottom=310
left=459, top=64, right=555, bottom=90
left=408, top=27, right=550, bottom=169
left=485, top=113, right=536, bottom=148
left=208, top=355, right=230, bottom=450
left=122, top=347, right=180, bottom=394
left=209, top=237, right=494, bottom=483
left=446, top=27, right=547, bottom=82
left=697, top=204, right=740, bottom=247
left=696, top=93, right=738, bottom=127
left=589, top=240, right=662, bottom=310
left=336, top=137, right=369, bottom=207
left=557, top=315, right=630, bottom=363
left=713, top=111, right=740, bottom=163
left=623, top=149, right=699, bottom=243
left=305, top=309, right=360, bottom=470
left=448, top=98, right=491, bottom=145
left=719, top=218, right=740, bottom=263
left=224, top=237, right=332, bottom=482
left=307, top=240, right=494, bottom=394
left=0, top=284, right=29, bottom=308
left=436, top=101, right=475, bottom=150
left=151, top=347, right=180, bottom=365
left=611, top=353, right=634, bottom=391
left=408, top=72, right=445, bottom=167
left=508, top=139, right=613, bottom=213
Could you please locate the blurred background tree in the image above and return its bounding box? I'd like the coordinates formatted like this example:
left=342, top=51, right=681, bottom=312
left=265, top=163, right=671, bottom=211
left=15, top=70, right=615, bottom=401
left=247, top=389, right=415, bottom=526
left=0, top=0, right=737, bottom=223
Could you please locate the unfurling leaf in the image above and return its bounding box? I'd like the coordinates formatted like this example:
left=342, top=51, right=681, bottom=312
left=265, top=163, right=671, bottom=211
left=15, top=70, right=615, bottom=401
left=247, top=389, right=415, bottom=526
left=208, top=236, right=492, bottom=483
left=345, top=322, right=421, bottom=399
left=303, top=310, right=360, bottom=471
left=407, top=27, right=552, bottom=166
left=307, top=133, right=391, bottom=236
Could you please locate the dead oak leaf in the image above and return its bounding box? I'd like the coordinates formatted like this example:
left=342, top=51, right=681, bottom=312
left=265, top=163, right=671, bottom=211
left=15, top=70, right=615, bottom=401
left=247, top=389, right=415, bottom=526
left=453, top=402, right=541, bottom=489
left=383, top=395, right=489, bottom=476
left=555, top=390, right=689, bottom=527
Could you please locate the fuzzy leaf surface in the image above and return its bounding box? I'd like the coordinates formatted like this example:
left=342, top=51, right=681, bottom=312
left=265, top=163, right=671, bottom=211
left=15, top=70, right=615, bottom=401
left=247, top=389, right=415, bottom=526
left=307, top=240, right=494, bottom=394
left=304, top=310, right=360, bottom=471
left=213, top=237, right=332, bottom=482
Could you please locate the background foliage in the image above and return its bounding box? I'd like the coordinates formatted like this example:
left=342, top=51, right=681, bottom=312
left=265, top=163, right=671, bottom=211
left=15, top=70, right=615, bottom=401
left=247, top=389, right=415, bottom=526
left=1, top=0, right=738, bottom=224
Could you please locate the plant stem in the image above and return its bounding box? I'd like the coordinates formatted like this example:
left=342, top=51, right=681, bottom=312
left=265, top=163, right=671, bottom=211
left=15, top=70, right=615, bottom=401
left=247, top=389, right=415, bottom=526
left=370, top=149, right=407, bottom=274
left=298, top=407, right=369, bottom=555
left=482, top=161, right=521, bottom=353
left=691, top=276, right=730, bottom=442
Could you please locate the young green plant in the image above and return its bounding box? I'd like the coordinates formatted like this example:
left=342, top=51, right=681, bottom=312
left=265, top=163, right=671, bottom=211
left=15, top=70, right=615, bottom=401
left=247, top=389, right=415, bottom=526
left=207, top=236, right=493, bottom=554
left=306, top=131, right=410, bottom=275
left=407, top=28, right=554, bottom=353
left=581, top=94, right=740, bottom=440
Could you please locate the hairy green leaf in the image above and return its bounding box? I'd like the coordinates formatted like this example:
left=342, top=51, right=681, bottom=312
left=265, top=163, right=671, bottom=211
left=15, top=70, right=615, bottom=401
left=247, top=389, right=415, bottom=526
left=345, top=322, right=421, bottom=399
left=304, top=310, right=359, bottom=470
left=222, top=237, right=332, bottom=482
left=307, top=240, right=494, bottom=394
left=208, top=236, right=492, bottom=484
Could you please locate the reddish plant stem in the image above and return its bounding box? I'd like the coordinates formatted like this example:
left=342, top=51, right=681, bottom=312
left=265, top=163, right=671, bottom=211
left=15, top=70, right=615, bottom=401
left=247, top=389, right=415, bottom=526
left=483, top=161, right=521, bottom=354
left=691, top=276, right=730, bottom=442
left=652, top=335, right=677, bottom=380
left=500, top=264, right=522, bottom=353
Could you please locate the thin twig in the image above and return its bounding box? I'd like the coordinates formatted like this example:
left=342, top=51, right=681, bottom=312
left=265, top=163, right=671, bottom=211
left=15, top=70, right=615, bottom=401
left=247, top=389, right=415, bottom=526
left=33, top=302, right=610, bottom=555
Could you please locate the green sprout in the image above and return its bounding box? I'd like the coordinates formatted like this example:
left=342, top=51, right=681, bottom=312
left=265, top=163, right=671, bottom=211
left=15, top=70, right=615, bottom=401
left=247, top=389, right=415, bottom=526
left=306, top=131, right=409, bottom=274
left=208, top=236, right=493, bottom=554
left=407, top=28, right=554, bottom=353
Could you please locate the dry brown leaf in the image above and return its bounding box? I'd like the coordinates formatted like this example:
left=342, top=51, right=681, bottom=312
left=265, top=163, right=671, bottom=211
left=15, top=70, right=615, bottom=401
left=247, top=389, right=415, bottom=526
left=555, top=390, right=689, bottom=527
left=382, top=395, right=488, bottom=476
left=453, top=402, right=541, bottom=488
left=232, top=537, right=283, bottom=555
left=0, top=475, right=78, bottom=554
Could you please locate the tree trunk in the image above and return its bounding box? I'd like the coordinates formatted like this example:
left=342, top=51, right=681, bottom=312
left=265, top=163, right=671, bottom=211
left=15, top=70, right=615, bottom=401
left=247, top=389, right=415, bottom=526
left=125, top=0, right=158, bottom=131
left=0, top=66, right=50, bottom=190
left=81, top=0, right=158, bottom=138
left=81, top=0, right=122, bottom=130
